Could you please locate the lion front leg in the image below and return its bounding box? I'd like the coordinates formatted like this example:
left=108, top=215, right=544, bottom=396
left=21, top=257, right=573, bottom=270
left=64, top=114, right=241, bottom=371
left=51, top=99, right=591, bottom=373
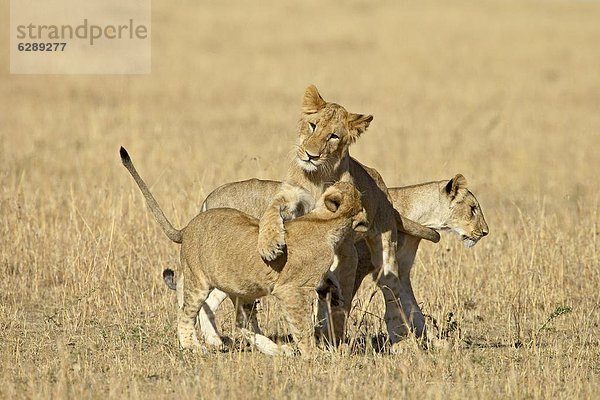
left=375, top=270, right=426, bottom=344
left=395, top=236, right=426, bottom=339
left=257, top=183, right=310, bottom=261
left=366, top=229, right=414, bottom=344
left=257, top=205, right=287, bottom=261
left=198, top=289, right=228, bottom=347
left=370, top=232, right=427, bottom=343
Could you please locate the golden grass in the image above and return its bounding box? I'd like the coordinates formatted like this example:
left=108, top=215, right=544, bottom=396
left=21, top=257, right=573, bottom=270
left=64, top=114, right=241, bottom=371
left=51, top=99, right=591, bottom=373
left=1, top=0, right=599, bottom=398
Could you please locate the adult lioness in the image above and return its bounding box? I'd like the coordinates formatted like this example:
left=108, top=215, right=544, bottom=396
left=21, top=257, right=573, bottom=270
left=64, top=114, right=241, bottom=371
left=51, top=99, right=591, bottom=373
left=120, top=146, right=369, bottom=355
left=196, top=174, right=488, bottom=345
left=255, top=85, right=439, bottom=343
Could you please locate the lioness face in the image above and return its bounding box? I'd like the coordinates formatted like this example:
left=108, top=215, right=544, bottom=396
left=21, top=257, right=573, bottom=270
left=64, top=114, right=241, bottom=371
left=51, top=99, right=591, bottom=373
left=444, top=174, right=489, bottom=248
left=296, top=85, right=373, bottom=173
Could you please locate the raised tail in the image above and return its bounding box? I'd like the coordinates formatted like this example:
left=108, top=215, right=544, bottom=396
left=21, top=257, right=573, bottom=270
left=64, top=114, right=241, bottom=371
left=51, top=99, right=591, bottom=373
left=395, top=210, right=440, bottom=243
left=120, top=147, right=183, bottom=244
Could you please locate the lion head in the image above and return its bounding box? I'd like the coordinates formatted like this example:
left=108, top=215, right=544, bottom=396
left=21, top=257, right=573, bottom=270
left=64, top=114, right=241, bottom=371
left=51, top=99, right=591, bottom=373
left=295, top=85, right=373, bottom=173
left=318, top=181, right=369, bottom=233
left=442, top=174, right=489, bottom=248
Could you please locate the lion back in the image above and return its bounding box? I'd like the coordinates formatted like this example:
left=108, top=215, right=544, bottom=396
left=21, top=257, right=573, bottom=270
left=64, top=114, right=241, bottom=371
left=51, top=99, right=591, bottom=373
left=201, top=178, right=281, bottom=218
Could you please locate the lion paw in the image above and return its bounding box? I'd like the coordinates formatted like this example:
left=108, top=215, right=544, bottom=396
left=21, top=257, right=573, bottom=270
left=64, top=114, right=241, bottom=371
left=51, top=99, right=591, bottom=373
left=257, top=226, right=286, bottom=261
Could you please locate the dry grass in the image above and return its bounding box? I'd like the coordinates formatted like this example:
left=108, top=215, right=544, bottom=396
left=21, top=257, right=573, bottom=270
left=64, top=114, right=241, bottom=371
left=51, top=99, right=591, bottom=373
left=1, top=0, right=599, bottom=398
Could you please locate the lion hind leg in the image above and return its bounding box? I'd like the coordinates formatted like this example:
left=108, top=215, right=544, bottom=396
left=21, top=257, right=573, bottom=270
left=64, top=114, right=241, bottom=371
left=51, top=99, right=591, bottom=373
left=277, top=288, right=316, bottom=357
left=177, top=273, right=210, bottom=351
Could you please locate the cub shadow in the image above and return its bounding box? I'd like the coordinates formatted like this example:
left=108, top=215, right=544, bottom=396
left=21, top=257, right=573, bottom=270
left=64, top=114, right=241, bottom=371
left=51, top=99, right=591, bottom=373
left=262, top=246, right=288, bottom=273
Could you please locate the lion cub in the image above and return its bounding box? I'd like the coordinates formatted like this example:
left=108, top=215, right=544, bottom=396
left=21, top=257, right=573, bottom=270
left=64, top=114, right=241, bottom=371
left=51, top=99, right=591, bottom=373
left=119, top=147, right=368, bottom=355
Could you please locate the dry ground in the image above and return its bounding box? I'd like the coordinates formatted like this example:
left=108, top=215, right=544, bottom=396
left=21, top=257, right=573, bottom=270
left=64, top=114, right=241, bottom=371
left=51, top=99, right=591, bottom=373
left=1, top=0, right=599, bottom=398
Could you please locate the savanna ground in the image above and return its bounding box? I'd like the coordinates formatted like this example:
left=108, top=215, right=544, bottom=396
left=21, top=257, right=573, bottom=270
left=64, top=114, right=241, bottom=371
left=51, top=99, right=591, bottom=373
left=1, top=0, right=599, bottom=398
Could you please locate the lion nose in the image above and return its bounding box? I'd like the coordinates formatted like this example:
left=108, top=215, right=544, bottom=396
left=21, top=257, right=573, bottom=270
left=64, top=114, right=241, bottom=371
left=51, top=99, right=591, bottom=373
left=306, top=152, right=320, bottom=161
left=481, top=229, right=489, bottom=236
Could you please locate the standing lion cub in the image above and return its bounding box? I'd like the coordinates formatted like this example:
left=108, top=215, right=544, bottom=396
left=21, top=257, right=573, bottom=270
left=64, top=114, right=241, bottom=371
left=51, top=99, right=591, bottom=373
left=119, top=147, right=368, bottom=355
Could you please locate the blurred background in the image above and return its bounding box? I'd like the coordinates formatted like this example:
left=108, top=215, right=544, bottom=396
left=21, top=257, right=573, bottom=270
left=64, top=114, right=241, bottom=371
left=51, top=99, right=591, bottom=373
left=0, top=0, right=598, bottom=398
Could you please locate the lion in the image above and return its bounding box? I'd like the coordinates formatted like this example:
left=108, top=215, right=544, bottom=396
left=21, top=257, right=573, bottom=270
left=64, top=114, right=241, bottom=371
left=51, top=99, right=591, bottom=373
left=119, top=147, right=368, bottom=355
left=253, top=85, right=439, bottom=344
left=354, top=173, right=489, bottom=339
left=194, top=174, right=488, bottom=346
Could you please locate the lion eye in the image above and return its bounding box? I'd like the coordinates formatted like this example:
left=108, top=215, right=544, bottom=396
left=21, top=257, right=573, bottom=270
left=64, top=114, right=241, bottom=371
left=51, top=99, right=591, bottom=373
left=308, top=122, right=317, bottom=133
left=328, top=133, right=339, bottom=140
left=470, top=206, right=478, bottom=216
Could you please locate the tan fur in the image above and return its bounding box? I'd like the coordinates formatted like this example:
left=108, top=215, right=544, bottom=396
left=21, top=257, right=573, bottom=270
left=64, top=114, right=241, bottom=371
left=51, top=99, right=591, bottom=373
left=120, top=147, right=367, bottom=355
left=392, top=174, right=488, bottom=248
left=354, top=174, right=489, bottom=338
left=194, top=88, right=432, bottom=345
left=254, top=85, right=440, bottom=343
left=257, top=85, right=438, bottom=260
left=196, top=174, right=488, bottom=344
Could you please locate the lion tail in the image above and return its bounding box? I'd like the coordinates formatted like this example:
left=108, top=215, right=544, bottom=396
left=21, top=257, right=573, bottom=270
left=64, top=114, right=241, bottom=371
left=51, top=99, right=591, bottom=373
left=162, top=269, right=177, bottom=290
left=120, top=147, right=183, bottom=244
left=395, top=210, right=440, bottom=243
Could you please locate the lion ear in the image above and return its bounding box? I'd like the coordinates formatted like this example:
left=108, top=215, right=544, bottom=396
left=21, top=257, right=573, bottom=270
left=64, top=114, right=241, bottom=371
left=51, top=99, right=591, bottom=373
left=347, top=113, right=373, bottom=143
left=445, top=174, right=468, bottom=201
left=323, top=191, right=342, bottom=213
left=302, top=85, right=326, bottom=114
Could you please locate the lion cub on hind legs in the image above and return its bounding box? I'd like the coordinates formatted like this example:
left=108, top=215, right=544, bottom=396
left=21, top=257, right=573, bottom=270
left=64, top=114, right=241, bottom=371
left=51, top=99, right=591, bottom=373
left=255, top=85, right=440, bottom=345
left=120, top=147, right=368, bottom=355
